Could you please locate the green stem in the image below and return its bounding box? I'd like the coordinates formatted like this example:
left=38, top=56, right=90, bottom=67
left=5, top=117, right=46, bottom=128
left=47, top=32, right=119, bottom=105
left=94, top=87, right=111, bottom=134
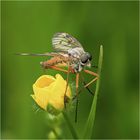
left=52, top=128, right=62, bottom=139
left=63, top=111, right=79, bottom=139
left=84, top=45, right=103, bottom=139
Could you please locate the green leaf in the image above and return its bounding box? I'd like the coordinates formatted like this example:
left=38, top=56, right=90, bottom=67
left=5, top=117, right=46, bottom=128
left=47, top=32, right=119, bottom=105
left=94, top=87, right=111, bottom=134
left=84, top=45, right=103, bottom=139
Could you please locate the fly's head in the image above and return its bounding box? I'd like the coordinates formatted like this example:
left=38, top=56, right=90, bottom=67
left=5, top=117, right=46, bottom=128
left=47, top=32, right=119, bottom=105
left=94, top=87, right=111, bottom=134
left=80, top=52, right=92, bottom=68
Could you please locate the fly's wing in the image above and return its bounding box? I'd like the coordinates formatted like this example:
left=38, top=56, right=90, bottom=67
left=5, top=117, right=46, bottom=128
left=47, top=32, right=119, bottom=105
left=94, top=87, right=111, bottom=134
left=16, top=52, right=63, bottom=57
left=52, top=32, right=84, bottom=52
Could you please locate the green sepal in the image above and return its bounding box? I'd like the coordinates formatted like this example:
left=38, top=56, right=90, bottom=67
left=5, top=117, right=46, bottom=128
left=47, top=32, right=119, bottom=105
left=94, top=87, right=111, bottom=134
left=47, top=104, right=62, bottom=116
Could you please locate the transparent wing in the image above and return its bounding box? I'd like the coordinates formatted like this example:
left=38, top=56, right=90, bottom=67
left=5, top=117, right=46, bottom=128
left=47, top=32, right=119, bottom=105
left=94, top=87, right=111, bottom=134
left=52, top=32, right=84, bottom=52
left=15, top=52, right=63, bottom=57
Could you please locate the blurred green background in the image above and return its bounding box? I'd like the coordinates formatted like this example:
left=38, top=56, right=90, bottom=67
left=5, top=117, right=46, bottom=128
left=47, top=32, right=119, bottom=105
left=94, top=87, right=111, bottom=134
left=1, top=1, right=139, bottom=139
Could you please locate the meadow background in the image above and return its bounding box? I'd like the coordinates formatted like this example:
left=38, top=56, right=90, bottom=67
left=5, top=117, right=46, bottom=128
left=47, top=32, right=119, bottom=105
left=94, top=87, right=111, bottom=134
left=1, top=1, right=139, bottom=139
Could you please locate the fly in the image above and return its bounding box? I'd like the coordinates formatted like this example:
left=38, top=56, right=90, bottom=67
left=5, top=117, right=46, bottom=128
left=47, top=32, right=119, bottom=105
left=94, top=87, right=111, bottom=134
left=17, top=32, right=99, bottom=122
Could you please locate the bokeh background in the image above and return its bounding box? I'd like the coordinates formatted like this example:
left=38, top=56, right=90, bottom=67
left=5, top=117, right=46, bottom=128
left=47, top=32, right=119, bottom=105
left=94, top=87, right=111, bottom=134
left=1, top=1, right=139, bottom=139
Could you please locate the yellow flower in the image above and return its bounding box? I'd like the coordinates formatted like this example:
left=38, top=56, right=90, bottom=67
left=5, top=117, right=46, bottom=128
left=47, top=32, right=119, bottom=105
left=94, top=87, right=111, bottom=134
left=31, top=74, right=71, bottom=114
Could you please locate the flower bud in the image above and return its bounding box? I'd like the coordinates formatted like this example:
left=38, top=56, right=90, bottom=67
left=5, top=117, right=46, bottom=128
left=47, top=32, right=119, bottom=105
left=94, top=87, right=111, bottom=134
left=31, top=74, right=71, bottom=114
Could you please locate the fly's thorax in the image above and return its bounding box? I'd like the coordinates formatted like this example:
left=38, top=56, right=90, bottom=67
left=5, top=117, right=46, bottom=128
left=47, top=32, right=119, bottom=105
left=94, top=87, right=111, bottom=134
left=68, top=47, right=85, bottom=58
left=69, top=51, right=92, bottom=72
left=68, top=47, right=84, bottom=72
left=70, top=61, right=83, bottom=73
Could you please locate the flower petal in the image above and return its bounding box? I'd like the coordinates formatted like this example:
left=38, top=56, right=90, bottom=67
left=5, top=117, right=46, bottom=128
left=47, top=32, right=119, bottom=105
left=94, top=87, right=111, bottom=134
left=34, top=75, right=55, bottom=88
left=49, top=74, right=71, bottom=110
left=31, top=94, right=48, bottom=110
left=31, top=74, right=71, bottom=112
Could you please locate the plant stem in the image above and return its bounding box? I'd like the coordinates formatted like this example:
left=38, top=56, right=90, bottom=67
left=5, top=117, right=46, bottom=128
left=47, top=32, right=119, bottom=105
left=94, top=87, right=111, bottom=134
left=62, top=111, right=79, bottom=139
left=84, top=45, right=103, bottom=139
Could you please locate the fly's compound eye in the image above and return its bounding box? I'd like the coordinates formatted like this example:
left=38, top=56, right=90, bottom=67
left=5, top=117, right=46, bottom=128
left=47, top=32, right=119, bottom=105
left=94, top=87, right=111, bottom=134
left=81, top=52, right=92, bottom=63
left=81, top=55, right=89, bottom=63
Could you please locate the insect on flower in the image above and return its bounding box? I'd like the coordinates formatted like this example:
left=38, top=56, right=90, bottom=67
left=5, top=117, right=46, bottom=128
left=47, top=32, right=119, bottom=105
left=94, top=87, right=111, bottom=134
left=17, top=32, right=99, bottom=122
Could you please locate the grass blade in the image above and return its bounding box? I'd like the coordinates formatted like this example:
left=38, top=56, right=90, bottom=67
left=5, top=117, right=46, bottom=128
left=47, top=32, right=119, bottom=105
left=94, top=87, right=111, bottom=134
left=83, top=45, right=103, bottom=139
left=63, top=111, right=79, bottom=139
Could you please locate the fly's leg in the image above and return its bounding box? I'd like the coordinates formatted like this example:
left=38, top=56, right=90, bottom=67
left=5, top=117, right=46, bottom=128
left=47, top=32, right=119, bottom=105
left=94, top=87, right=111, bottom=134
left=41, top=65, right=69, bottom=73
left=83, top=70, right=99, bottom=88
left=75, top=73, right=79, bottom=122
left=64, top=63, right=70, bottom=108
left=80, top=73, right=94, bottom=96
left=72, top=70, right=98, bottom=101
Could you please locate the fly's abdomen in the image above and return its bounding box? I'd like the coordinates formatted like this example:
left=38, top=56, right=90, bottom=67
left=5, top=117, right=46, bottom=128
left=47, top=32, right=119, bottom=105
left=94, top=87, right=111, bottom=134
left=40, top=56, right=68, bottom=69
